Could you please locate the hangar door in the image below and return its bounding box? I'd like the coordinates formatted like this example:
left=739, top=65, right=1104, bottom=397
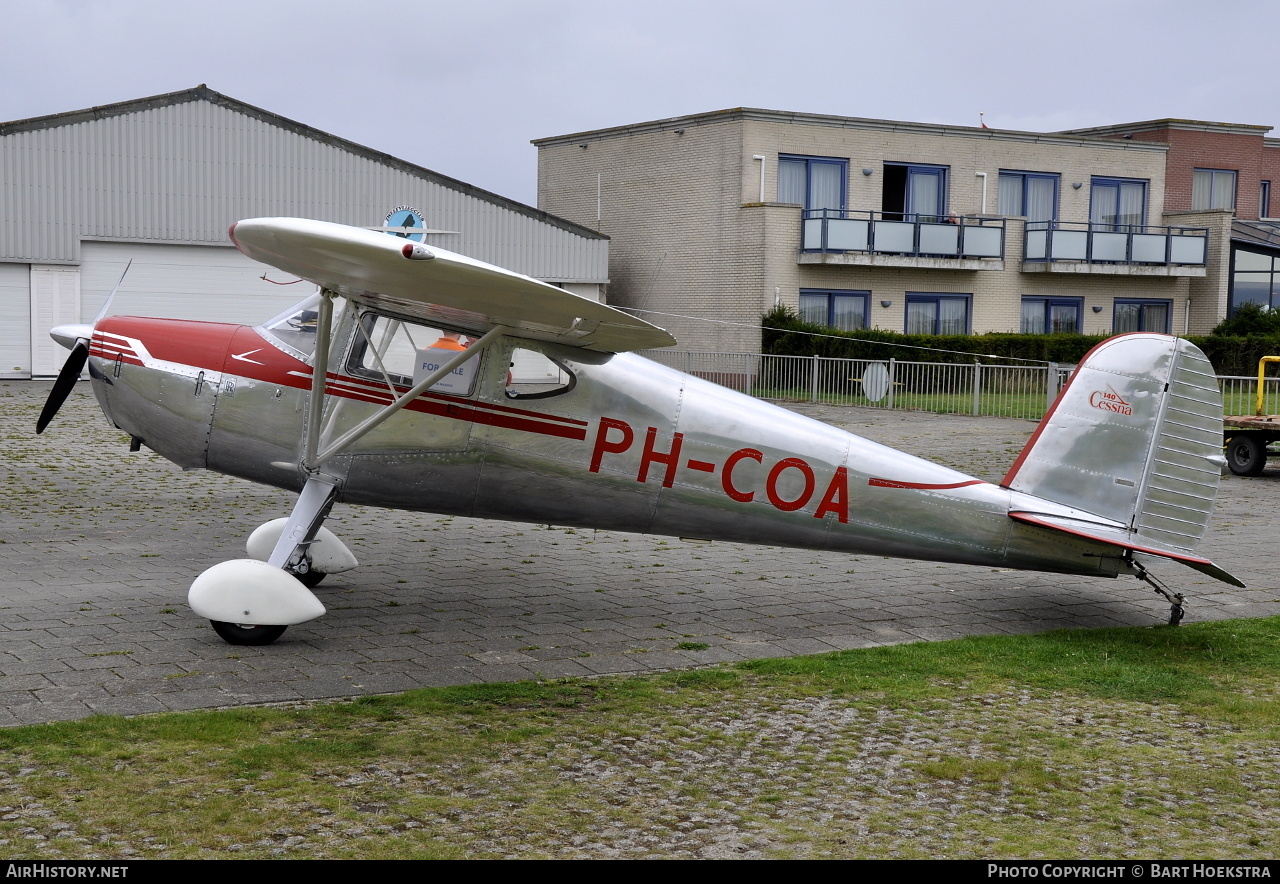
left=0, top=263, right=30, bottom=379
left=31, top=266, right=80, bottom=378
left=78, top=242, right=318, bottom=330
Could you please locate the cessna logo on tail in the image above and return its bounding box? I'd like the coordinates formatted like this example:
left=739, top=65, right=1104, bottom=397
left=1089, top=387, right=1133, bottom=416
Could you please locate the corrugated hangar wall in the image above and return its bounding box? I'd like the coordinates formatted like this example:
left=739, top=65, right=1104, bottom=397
left=0, top=88, right=609, bottom=377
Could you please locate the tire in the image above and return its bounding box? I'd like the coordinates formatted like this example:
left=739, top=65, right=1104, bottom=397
left=1226, top=434, right=1267, bottom=477
left=210, top=621, right=288, bottom=646
left=297, top=570, right=326, bottom=589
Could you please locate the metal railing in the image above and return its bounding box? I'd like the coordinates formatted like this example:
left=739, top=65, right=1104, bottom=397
left=1220, top=374, right=1280, bottom=417
left=649, top=350, right=1275, bottom=421
left=1023, top=220, right=1208, bottom=266
left=801, top=209, right=1005, bottom=259
left=644, top=350, right=1073, bottom=420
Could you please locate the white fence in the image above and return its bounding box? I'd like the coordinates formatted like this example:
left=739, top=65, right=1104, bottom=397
left=644, top=351, right=1267, bottom=421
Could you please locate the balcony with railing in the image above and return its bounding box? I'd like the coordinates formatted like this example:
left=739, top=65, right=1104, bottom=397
left=798, top=210, right=1006, bottom=270
left=1022, top=221, right=1208, bottom=276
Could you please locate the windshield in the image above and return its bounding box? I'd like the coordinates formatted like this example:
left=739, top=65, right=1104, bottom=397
left=258, top=292, right=346, bottom=360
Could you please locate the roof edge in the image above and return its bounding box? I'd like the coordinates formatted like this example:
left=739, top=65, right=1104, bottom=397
left=533, top=106, right=1167, bottom=152
left=1232, top=219, right=1280, bottom=253
left=1, top=86, right=607, bottom=242
left=1061, top=118, right=1273, bottom=138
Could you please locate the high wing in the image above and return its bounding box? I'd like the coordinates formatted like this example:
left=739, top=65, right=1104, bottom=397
left=229, top=217, right=675, bottom=353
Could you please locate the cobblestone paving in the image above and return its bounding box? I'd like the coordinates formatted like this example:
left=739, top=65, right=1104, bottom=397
left=1, top=381, right=1277, bottom=726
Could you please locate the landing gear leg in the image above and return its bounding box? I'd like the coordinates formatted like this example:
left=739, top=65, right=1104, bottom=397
left=1132, top=559, right=1186, bottom=626
left=269, top=476, right=339, bottom=580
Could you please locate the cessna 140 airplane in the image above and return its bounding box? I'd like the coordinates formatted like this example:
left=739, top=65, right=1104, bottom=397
left=36, top=217, right=1242, bottom=645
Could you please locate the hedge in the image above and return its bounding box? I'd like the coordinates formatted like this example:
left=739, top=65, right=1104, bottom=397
left=759, top=307, right=1280, bottom=377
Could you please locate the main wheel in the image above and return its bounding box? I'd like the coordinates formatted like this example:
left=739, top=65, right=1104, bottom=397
left=1226, top=434, right=1267, bottom=477
left=297, top=570, right=326, bottom=589
left=210, top=621, right=288, bottom=646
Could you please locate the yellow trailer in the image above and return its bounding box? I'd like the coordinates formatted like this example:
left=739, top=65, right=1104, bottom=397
left=1224, top=356, right=1280, bottom=476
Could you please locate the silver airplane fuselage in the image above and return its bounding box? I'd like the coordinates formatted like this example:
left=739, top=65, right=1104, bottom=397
left=86, top=305, right=1128, bottom=583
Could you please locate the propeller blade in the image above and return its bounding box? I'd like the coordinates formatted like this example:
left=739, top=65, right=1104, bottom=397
left=94, top=259, right=131, bottom=324
left=36, top=339, right=90, bottom=434
left=36, top=258, right=130, bottom=434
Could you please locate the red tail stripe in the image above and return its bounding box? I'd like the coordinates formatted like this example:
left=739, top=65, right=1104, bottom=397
left=868, top=478, right=985, bottom=490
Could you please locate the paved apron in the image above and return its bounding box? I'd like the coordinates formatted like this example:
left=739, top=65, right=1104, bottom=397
left=1, top=381, right=1275, bottom=725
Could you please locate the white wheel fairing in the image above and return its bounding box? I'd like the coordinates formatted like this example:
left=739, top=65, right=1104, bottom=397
left=245, top=519, right=359, bottom=573
left=188, top=559, right=326, bottom=625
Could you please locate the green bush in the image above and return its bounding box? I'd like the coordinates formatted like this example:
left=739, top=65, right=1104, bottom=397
left=1211, top=303, right=1280, bottom=336
left=761, top=306, right=1105, bottom=365
left=761, top=306, right=1280, bottom=377
left=1192, top=336, right=1280, bottom=376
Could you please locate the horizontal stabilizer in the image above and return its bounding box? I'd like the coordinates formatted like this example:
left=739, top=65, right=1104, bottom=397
left=229, top=217, right=676, bottom=353
left=1010, top=511, right=1245, bottom=588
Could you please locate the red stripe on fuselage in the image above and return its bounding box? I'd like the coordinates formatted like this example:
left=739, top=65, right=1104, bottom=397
left=88, top=343, right=143, bottom=367
left=868, top=478, right=985, bottom=490
left=99, top=317, right=587, bottom=442
left=97, top=317, right=241, bottom=369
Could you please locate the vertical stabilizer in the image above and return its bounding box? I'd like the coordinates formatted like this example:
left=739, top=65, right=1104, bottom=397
left=1002, top=334, right=1225, bottom=554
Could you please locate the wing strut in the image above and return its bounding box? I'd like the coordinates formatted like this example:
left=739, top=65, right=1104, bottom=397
left=298, top=289, right=507, bottom=472
left=268, top=291, right=506, bottom=584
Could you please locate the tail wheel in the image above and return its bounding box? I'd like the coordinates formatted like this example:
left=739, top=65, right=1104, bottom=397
left=210, top=621, right=288, bottom=646
left=1226, top=435, right=1267, bottom=477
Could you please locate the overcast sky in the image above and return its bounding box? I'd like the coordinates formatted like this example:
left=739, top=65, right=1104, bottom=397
left=5, top=0, right=1277, bottom=207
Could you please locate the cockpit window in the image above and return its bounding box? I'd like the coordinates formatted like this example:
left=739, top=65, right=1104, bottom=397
left=347, top=312, right=481, bottom=397
left=505, top=347, right=576, bottom=399
left=258, top=292, right=346, bottom=361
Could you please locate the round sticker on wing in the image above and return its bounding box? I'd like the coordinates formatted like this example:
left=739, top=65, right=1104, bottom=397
left=386, top=208, right=426, bottom=242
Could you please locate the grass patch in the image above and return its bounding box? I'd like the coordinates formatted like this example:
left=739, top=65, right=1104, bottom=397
left=0, top=617, right=1275, bottom=858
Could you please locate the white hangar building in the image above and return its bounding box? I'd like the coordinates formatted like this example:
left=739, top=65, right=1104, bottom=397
left=0, top=86, right=609, bottom=378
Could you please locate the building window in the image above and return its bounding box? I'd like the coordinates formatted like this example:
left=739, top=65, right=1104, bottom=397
left=1230, top=247, right=1280, bottom=313
left=779, top=155, right=847, bottom=212
left=1114, top=299, right=1170, bottom=334
left=798, top=289, right=868, bottom=331
left=1090, top=177, right=1147, bottom=231
left=998, top=172, right=1059, bottom=225
left=1021, top=297, right=1082, bottom=334
left=1261, top=181, right=1272, bottom=219
left=883, top=163, right=947, bottom=222
left=1192, top=169, right=1236, bottom=211
left=906, top=293, right=969, bottom=335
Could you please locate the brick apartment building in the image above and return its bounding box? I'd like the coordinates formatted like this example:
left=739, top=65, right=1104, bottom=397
left=535, top=110, right=1280, bottom=354
left=1066, top=119, right=1279, bottom=219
